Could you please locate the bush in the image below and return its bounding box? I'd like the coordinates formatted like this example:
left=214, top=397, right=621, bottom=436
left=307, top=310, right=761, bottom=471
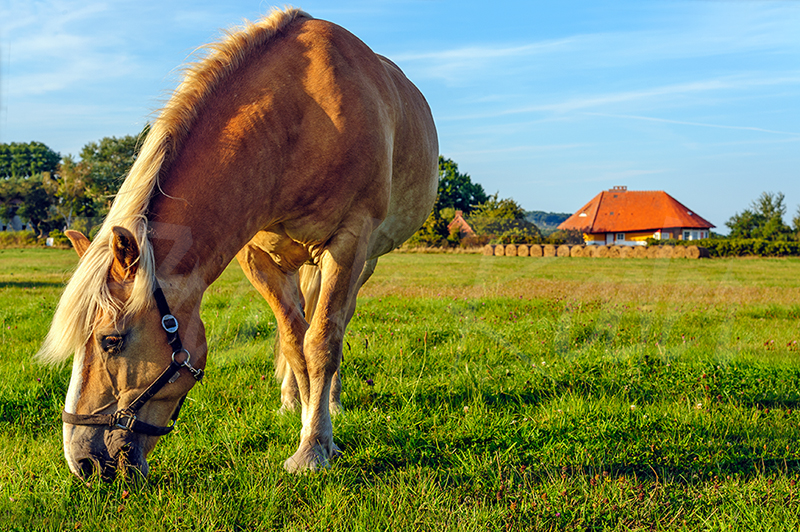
left=0, top=231, right=39, bottom=248
left=645, top=237, right=800, bottom=257
left=48, top=229, right=71, bottom=247
left=459, top=234, right=490, bottom=248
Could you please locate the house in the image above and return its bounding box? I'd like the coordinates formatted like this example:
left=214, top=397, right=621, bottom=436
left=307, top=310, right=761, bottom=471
left=558, top=186, right=714, bottom=246
left=1, top=215, right=27, bottom=232
left=447, top=210, right=475, bottom=237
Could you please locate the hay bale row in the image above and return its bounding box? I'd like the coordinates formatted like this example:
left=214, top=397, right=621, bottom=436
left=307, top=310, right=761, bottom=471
left=482, top=244, right=708, bottom=259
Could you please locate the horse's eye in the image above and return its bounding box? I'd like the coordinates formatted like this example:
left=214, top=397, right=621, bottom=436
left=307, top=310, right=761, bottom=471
left=100, top=335, right=125, bottom=354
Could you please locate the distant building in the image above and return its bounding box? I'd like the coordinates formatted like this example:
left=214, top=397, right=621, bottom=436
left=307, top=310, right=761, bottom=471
left=1, top=215, right=27, bottom=232
left=447, top=210, right=475, bottom=237
left=558, top=186, right=714, bottom=246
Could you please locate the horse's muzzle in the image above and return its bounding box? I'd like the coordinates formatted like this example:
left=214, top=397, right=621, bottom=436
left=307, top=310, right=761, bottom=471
left=67, top=425, right=150, bottom=483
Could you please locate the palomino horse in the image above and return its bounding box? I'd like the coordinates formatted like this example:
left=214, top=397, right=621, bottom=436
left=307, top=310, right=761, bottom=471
left=37, top=8, right=437, bottom=479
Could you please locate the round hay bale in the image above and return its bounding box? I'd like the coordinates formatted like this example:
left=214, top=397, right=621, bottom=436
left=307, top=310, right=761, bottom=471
left=528, top=244, right=543, bottom=257
left=607, top=246, right=621, bottom=258
left=557, top=245, right=571, bottom=257
left=698, top=246, right=710, bottom=258
left=646, top=246, right=659, bottom=259
left=543, top=244, right=557, bottom=257
left=505, top=244, right=518, bottom=257
left=482, top=244, right=495, bottom=256
left=672, top=245, right=687, bottom=259
left=685, top=245, right=701, bottom=259
left=595, top=245, right=609, bottom=258
left=494, top=244, right=505, bottom=256
left=618, top=245, right=633, bottom=258
left=517, top=244, right=530, bottom=257
left=657, top=245, right=674, bottom=259
left=570, top=245, right=584, bottom=258
left=631, top=246, right=647, bottom=259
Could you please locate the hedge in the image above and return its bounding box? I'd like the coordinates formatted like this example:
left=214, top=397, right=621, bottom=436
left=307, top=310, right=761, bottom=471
left=646, top=238, right=800, bottom=257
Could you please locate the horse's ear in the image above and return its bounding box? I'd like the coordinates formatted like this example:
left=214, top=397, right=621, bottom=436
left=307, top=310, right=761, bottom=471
left=65, top=230, right=91, bottom=258
left=110, top=226, right=140, bottom=281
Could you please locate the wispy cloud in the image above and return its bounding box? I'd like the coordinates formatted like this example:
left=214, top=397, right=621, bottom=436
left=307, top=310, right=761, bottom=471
left=585, top=112, right=800, bottom=137
left=436, top=74, right=800, bottom=121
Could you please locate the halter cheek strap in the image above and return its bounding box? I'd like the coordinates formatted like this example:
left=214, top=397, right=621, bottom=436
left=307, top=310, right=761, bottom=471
left=61, top=279, right=204, bottom=435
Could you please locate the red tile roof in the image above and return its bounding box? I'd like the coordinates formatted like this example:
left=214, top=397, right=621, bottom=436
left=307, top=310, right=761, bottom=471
left=558, top=187, right=714, bottom=233
left=447, top=210, right=475, bottom=236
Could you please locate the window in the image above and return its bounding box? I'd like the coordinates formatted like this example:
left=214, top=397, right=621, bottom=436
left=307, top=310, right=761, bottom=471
left=683, top=230, right=691, bottom=240
left=616, top=233, right=625, bottom=242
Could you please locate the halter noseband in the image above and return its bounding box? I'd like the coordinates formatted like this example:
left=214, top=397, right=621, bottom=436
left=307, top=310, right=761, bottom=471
left=61, top=280, right=204, bottom=436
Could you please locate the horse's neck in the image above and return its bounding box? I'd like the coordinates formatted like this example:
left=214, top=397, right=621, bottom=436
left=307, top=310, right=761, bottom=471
left=147, top=187, right=265, bottom=294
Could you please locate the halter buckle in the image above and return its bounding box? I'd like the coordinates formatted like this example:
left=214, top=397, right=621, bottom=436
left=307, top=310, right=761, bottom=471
left=161, top=314, right=179, bottom=334
left=113, top=411, right=137, bottom=431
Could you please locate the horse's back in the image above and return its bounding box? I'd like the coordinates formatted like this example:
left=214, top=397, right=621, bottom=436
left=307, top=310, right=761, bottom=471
left=271, top=17, right=438, bottom=259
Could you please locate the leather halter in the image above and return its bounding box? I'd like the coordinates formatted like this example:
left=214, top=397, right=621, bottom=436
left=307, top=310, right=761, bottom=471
left=61, top=280, right=204, bottom=436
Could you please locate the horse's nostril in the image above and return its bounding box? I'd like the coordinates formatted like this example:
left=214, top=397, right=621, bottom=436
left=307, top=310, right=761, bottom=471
left=77, top=458, right=99, bottom=479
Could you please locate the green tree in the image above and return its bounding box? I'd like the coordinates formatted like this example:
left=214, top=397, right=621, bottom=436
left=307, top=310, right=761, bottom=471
left=78, top=134, right=142, bottom=213
left=406, top=209, right=450, bottom=247
left=52, top=156, right=99, bottom=228
left=726, top=192, right=793, bottom=241
left=0, top=141, right=60, bottom=179
left=408, top=156, right=489, bottom=247
left=467, top=194, right=541, bottom=244
left=435, top=156, right=488, bottom=214
left=0, top=142, right=62, bottom=236
left=0, top=173, right=57, bottom=237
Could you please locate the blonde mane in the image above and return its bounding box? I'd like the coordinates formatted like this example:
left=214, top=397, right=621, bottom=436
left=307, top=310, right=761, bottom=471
left=37, top=7, right=311, bottom=364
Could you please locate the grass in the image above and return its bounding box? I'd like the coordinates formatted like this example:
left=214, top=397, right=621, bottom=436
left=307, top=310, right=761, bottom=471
left=2, top=249, right=800, bottom=530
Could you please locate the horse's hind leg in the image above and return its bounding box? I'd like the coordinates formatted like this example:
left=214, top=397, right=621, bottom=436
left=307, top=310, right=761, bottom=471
left=236, top=243, right=311, bottom=416
left=274, top=339, right=300, bottom=413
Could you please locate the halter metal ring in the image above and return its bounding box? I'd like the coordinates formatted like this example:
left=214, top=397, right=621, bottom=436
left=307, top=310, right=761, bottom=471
left=172, top=348, right=191, bottom=366
left=162, top=314, right=179, bottom=334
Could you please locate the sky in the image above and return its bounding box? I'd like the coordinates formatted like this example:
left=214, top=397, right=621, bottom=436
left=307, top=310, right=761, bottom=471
left=1, top=0, right=799, bottom=232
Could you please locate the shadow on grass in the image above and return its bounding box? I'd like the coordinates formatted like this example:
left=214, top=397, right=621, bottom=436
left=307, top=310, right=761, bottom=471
left=0, top=281, right=65, bottom=289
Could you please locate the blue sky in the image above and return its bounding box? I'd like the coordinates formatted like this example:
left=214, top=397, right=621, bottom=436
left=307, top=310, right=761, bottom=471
left=2, top=0, right=799, bottom=232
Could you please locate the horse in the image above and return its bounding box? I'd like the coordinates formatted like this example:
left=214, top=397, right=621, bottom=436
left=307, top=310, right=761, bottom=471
left=37, top=7, right=438, bottom=480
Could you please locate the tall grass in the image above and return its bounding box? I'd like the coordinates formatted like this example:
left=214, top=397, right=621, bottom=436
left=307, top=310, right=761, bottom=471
left=2, top=249, right=800, bottom=530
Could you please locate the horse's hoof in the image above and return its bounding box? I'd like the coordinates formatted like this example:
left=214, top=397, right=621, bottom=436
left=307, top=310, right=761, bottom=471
left=283, top=442, right=341, bottom=473
left=277, top=402, right=298, bottom=415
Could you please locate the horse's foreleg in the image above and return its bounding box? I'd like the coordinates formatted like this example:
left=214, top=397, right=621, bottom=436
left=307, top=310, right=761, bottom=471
left=299, top=263, right=346, bottom=415
left=283, top=227, right=373, bottom=473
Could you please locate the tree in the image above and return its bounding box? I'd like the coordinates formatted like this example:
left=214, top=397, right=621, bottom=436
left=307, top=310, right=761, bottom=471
left=408, top=156, right=489, bottom=247
left=0, top=142, right=62, bottom=236
left=406, top=209, right=450, bottom=247
left=435, top=156, right=488, bottom=214
left=726, top=192, right=793, bottom=241
left=0, top=141, right=60, bottom=179
left=52, top=156, right=97, bottom=229
left=78, top=134, right=142, bottom=213
left=0, top=173, right=57, bottom=237
left=467, top=194, right=541, bottom=244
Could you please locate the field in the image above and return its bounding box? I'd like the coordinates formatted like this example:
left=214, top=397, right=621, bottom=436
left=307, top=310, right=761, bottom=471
left=2, top=248, right=800, bottom=531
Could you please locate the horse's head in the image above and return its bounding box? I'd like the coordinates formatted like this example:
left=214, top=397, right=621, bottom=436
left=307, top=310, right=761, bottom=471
left=52, top=227, right=206, bottom=482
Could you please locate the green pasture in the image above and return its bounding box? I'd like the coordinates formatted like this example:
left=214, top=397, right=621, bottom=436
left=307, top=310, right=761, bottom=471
left=2, top=248, right=800, bottom=530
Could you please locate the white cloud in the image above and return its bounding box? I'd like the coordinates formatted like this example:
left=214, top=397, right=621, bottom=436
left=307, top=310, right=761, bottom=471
left=585, top=112, right=800, bottom=138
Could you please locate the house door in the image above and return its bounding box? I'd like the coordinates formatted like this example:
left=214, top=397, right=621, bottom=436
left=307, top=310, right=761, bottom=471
left=606, top=233, right=614, bottom=245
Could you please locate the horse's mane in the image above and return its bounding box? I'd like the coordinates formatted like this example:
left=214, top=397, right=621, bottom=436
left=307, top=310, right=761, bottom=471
left=37, top=7, right=312, bottom=364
